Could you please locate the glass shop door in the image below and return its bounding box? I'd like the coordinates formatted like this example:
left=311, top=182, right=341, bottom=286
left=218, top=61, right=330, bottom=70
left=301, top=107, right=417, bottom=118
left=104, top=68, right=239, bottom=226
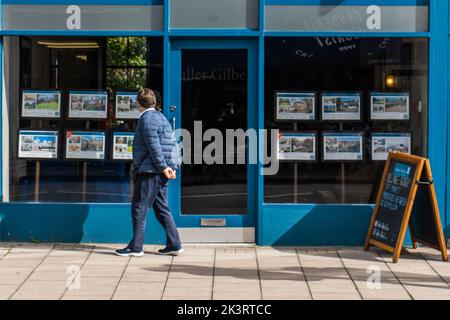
left=169, top=39, right=258, bottom=242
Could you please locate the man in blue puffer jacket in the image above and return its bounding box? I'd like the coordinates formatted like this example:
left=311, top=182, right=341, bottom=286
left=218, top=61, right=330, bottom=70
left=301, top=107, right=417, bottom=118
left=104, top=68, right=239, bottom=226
left=116, top=88, right=183, bottom=257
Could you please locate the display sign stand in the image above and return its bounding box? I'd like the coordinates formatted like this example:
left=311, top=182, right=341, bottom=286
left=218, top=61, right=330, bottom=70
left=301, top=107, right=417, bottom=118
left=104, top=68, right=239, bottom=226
left=339, top=123, right=345, bottom=203
left=293, top=123, right=298, bottom=203
left=82, top=120, right=90, bottom=203
left=34, top=160, right=40, bottom=202
left=364, top=152, right=448, bottom=263
left=341, top=163, right=345, bottom=203
left=36, top=122, right=43, bottom=201
left=82, top=162, right=87, bottom=203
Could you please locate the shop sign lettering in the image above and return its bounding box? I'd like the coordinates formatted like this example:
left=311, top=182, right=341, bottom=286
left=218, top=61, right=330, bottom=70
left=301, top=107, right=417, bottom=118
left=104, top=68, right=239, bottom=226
left=301, top=5, right=382, bottom=31
left=62, top=4, right=380, bottom=32
left=66, top=5, right=81, bottom=30
left=366, top=5, right=381, bottom=30
left=61, top=3, right=380, bottom=32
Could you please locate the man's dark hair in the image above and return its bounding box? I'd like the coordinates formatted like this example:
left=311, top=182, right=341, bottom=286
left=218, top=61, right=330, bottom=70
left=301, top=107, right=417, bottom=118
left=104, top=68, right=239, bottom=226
left=153, top=89, right=162, bottom=112
left=137, top=88, right=156, bottom=109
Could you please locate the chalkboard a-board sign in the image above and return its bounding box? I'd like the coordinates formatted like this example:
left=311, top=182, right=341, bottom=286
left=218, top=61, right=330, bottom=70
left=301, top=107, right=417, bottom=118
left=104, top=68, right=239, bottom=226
left=365, top=152, right=448, bottom=263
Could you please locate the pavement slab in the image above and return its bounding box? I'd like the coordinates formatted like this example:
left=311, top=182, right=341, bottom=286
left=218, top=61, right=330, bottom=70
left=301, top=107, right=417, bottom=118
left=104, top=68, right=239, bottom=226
left=0, top=285, right=19, bottom=300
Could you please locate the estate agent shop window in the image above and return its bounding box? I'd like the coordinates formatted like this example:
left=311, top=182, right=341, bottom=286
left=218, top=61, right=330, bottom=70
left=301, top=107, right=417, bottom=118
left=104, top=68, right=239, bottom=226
left=4, top=36, right=163, bottom=203
left=264, top=37, right=429, bottom=204
left=2, top=36, right=430, bottom=207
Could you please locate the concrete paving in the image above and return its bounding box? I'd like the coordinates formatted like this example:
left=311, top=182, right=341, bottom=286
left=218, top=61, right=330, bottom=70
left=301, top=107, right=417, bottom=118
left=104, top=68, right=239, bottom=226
left=0, top=243, right=449, bottom=300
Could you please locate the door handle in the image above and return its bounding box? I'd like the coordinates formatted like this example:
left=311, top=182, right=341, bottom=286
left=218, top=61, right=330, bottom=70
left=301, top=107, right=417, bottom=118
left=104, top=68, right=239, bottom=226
left=172, top=117, right=176, bottom=131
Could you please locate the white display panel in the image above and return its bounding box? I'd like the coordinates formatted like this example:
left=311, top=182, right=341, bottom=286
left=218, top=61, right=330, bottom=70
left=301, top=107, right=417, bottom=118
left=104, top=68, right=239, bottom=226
left=112, top=132, right=134, bottom=160
left=115, top=92, right=140, bottom=120
left=276, top=92, right=316, bottom=121
left=65, top=131, right=105, bottom=160
left=323, top=132, right=364, bottom=161
left=68, top=91, right=108, bottom=119
left=18, top=130, right=58, bottom=159
left=277, top=133, right=316, bottom=161
left=372, top=133, right=411, bottom=161
left=21, top=90, right=61, bottom=118
left=321, top=92, right=361, bottom=121
left=370, top=92, right=410, bottom=120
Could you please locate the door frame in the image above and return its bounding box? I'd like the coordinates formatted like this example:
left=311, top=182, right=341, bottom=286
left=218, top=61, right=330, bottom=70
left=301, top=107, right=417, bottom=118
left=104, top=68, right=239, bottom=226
left=167, top=38, right=259, bottom=229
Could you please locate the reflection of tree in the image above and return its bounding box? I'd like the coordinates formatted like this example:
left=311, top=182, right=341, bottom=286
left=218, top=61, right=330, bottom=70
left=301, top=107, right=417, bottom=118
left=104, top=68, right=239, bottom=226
left=106, top=37, right=148, bottom=92
left=107, top=37, right=146, bottom=67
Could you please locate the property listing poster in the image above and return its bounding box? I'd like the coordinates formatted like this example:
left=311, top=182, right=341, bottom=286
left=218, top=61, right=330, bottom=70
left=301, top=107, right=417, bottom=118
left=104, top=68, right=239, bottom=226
left=323, top=132, right=363, bottom=161
left=66, top=131, right=105, bottom=160
left=115, top=92, right=140, bottom=119
left=69, top=91, right=108, bottom=119
left=276, top=92, right=316, bottom=121
left=372, top=133, right=411, bottom=160
left=370, top=92, right=410, bottom=120
left=21, top=90, right=61, bottom=118
left=113, top=132, right=134, bottom=160
left=321, top=92, right=361, bottom=121
left=277, top=133, right=316, bottom=161
left=18, top=130, right=58, bottom=159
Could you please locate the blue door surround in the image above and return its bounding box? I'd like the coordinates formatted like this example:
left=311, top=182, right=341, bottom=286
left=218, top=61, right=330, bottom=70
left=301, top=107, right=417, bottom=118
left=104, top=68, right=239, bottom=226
left=0, top=0, right=448, bottom=247
left=168, top=39, right=259, bottom=229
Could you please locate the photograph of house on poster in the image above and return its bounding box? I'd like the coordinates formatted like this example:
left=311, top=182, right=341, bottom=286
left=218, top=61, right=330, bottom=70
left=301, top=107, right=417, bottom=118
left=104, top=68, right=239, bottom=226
left=323, top=132, right=363, bottom=161
left=370, top=92, right=410, bottom=120
left=372, top=133, right=411, bottom=160
left=69, top=91, right=108, bottom=119
left=321, top=92, right=361, bottom=121
left=21, top=90, right=61, bottom=118
left=65, top=131, right=105, bottom=160
left=276, top=92, right=316, bottom=121
left=112, top=132, right=134, bottom=160
left=277, top=132, right=317, bottom=161
left=115, top=92, right=140, bottom=119
left=18, top=130, right=59, bottom=159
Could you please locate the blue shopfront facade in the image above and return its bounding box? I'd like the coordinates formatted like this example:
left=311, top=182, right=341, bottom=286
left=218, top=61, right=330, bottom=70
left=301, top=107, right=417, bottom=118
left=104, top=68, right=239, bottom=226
left=0, top=0, right=448, bottom=247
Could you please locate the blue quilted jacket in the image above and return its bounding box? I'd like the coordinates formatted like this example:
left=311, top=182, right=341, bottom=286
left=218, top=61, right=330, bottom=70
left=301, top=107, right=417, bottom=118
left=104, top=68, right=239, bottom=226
left=132, top=110, right=181, bottom=174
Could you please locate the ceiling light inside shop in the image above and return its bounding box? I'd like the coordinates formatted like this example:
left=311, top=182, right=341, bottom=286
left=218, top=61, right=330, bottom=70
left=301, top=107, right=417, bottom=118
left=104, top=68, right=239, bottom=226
left=37, top=41, right=98, bottom=46
left=46, top=45, right=99, bottom=49
left=37, top=41, right=99, bottom=49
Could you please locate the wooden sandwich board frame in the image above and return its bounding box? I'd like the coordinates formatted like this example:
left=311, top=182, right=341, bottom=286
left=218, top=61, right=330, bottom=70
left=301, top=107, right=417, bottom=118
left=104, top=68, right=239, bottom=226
left=364, top=152, right=448, bottom=263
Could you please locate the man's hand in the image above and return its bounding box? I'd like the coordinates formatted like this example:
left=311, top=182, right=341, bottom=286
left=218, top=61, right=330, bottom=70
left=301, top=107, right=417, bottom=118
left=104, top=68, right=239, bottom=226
left=163, top=167, right=177, bottom=179
left=130, top=167, right=138, bottom=182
